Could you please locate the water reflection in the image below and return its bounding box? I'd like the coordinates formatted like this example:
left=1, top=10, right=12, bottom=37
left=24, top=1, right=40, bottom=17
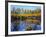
left=11, top=16, right=41, bottom=31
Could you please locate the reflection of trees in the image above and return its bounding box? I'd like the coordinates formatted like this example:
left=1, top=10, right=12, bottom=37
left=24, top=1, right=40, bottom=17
left=26, top=26, right=32, bottom=31
left=20, top=16, right=26, bottom=21
left=11, top=8, right=41, bottom=30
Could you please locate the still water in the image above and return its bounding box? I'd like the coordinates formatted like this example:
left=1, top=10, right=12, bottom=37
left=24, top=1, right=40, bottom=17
left=11, top=21, right=41, bottom=31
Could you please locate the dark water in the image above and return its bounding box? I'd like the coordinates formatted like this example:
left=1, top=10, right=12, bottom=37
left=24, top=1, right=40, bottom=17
left=11, top=21, right=41, bottom=31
